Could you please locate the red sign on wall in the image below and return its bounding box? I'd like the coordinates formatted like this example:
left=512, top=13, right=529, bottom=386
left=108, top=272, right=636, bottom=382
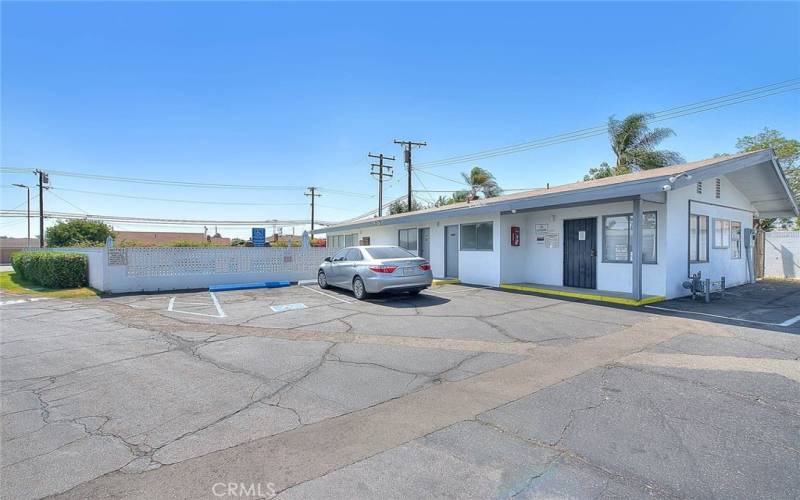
left=511, top=226, right=521, bottom=246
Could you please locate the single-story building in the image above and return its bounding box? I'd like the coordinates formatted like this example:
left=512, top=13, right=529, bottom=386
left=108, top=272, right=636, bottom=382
left=321, top=149, right=798, bottom=303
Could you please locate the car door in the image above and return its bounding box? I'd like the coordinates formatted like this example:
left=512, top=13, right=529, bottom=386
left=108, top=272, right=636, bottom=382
left=341, top=248, right=363, bottom=289
left=329, top=249, right=349, bottom=286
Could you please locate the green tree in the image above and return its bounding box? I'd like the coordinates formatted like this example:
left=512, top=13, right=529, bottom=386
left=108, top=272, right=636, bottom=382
left=608, top=113, right=683, bottom=173
left=736, top=127, right=799, bottom=196
left=46, top=219, right=115, bottom=247
left=434, top=190, right=470, bottom=207
left=230, top=238, right=246, bottom=246
left=461, top=167, right=501, bottom=199
left=389, top=198, right=425, bottom=215
left=583, top=161, right=614, bottom=181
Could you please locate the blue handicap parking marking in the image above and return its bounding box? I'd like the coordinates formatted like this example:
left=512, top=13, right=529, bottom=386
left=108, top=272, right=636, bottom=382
left=270, top=303, right=307, bottom=312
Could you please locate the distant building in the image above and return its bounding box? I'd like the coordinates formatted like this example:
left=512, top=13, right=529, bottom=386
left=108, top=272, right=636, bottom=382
left=115, top=231, right=231, bottom=246
left=0, top=237, right=39, bottom=264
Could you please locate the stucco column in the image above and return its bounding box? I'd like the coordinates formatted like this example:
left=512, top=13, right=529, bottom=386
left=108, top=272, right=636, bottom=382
left=631, top=196, right=643, bottom=300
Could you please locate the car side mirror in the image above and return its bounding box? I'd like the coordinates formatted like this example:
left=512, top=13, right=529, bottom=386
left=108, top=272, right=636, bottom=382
left=324, top=257, right=332, bottom=262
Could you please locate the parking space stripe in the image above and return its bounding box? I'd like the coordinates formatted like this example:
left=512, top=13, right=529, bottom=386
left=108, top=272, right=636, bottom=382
left=645, top=305, right=799, bottom=327
left=300, top=285, right=353, bottom=304
left=210, top=292, right=226, bottom=318
left=167, top=292, right=226, bottom=318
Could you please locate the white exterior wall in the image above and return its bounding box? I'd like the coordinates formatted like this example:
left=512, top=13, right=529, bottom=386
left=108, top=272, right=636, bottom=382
left=328, top=213, right=504, bottom=286
left=664, top=175, right=755, bottom=298
left=328, top=174, right=758, bottom=298
left=498, top=200, right=668, bottom=297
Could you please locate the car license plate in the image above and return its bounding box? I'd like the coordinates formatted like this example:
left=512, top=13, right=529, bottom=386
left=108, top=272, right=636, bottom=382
left=402, top=266, right=421, bottom=276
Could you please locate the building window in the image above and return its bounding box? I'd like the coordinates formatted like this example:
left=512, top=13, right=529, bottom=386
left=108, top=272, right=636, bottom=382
left=398, top=228, right=417, bottom=251
left=460, top=222, right=493, bottom=251
left=697, top=182, right=703, bottom=194
left=344, top=233, right=358, bottom=247
left=689, top=214, right=709, bottom=263
left=602, top=212, right=657, bottom=264
left=715, top=178, right=721, bottom=199
left=731, top=221, right=742, bottom=259
left=712, top=219, right=730, bottom=248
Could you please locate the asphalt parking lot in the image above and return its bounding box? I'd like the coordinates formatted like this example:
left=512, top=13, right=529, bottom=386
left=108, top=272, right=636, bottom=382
left=2, top=281, right=799, bottom=499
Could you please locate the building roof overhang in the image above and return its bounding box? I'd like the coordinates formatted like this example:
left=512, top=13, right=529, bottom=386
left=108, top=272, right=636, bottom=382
left=319, top=149, right=797, bottom=234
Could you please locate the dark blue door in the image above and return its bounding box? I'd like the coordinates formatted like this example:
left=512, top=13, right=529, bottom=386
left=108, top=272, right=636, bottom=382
left=563, top=218, right=597, bottom=289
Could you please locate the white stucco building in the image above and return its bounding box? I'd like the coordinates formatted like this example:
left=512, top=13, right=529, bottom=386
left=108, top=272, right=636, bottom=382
left=322, top=150, right=797, bottom=303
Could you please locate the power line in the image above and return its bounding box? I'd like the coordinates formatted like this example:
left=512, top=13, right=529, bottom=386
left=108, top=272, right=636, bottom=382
left=48, top=187, right=309, bottom=207
left=415, top=78, right=800, bottom=169
left=46, top=188, right=89, bottom=215
left=0, top=209, right=337, bottom=226
left=0, top=167, right=374, bottom=199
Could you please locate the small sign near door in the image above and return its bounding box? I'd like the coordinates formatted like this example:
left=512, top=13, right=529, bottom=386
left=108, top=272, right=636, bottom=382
left=511, top=226, right=520, bottom=246
left=578, top=230, right=586, bottom=241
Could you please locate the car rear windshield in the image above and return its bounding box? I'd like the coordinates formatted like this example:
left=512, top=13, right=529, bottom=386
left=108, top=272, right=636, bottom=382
left=365, top=247, right=415, bottom=259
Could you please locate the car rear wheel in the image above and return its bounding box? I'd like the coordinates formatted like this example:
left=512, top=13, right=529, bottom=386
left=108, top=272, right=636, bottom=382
left=318, top=270, right=330, bottom=289
left=352, top=276, right=368, bottom=300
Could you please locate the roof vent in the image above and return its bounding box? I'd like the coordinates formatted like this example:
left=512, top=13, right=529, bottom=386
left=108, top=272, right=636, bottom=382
left=715, top=178, right=721, bottom=199
left=696, top=182, right=703, bottom=194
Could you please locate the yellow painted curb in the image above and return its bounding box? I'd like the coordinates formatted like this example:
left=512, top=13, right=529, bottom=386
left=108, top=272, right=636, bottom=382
left=500, top=283, right=665, bottom=307
left=432, top=278, right=460, bottom=286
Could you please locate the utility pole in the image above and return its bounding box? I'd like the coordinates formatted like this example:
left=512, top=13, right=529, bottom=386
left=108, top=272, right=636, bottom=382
left=394, top=140, right=426, bottom=212
left=305, top=187, right=321, bottom=233
left=368, top=153, right=394, bottom=217
left=34, top=170, right=48, bottom=247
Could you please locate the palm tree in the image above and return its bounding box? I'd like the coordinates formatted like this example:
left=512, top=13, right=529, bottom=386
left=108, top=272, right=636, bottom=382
left=608, top=113, right=684, bottom=173
left=461, top=167, right=501, bottom=199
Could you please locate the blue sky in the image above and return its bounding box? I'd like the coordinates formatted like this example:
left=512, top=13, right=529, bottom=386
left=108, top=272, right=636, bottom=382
left=2, top=1, right=799, bottom=239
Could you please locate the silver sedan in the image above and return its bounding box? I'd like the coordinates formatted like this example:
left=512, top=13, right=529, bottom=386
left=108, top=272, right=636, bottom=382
left=317, top=245, right=433, bottom=300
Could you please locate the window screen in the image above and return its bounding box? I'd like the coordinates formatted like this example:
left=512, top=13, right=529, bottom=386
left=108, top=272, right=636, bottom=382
left=713, top=219, right=730, bottom=249
left=602, top=212, right=657, bottom=264
left=689, top=214, right=709, bottom=262
left=731, top=221, right=742, bottom=259
left=460, top=222, right=493, bottom=250
left=398, top=228, right=417, bottom=251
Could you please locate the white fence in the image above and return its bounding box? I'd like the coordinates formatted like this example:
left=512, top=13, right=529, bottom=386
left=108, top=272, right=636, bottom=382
left=23, top=246, right=336, bottom=293
left=763, top=231, right=800, bottom=279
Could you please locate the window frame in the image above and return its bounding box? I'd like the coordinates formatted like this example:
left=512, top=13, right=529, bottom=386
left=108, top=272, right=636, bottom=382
left=689, top=214, right=709, bottom=263
left=712, top=218, right=731, bottom=249
left=397, top=228, right=418, bottom=252
left=332, top=249, right=349, bottom=262
left=601, top=212, right=658, bottom=264
left=346, top=249, right=364, bottom=261
left=731, top=221, right=742, bottom=259
left=344, top=233, right=358, bottom=247
left=459, top=222, right=494, bottom=251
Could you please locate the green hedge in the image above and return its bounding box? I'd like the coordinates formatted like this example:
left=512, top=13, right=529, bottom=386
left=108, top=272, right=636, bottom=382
left=11, top=252, right=88, bottom=288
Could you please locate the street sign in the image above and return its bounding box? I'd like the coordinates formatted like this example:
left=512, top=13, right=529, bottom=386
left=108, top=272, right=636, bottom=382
left=252, top=227, right=266, bottom=247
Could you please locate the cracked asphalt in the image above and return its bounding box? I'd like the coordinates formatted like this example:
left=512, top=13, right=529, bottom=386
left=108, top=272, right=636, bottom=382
left=1, top=282, right=799, bottom=499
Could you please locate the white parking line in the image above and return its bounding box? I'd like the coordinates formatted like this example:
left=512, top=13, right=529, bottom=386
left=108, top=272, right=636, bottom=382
left=210, top=292, right=226, bottom=318
left=0, top=297, right=52, bottom=306
left=645, top=305, right=800, bottom=327
left=300, top=285, right=353, bottom=304
left=167, top=292, right=226, bottom=318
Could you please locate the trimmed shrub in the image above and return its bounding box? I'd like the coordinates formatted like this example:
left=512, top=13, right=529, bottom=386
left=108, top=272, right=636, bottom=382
left=10, top=252, right=88, bottom=288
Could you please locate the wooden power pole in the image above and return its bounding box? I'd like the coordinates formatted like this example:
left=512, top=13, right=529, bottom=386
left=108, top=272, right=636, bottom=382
left=305, top=187, right=321, bottom=233
left=368, top=153, right=394, bottom=217
left=394, top=140, right=426, bottom=212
